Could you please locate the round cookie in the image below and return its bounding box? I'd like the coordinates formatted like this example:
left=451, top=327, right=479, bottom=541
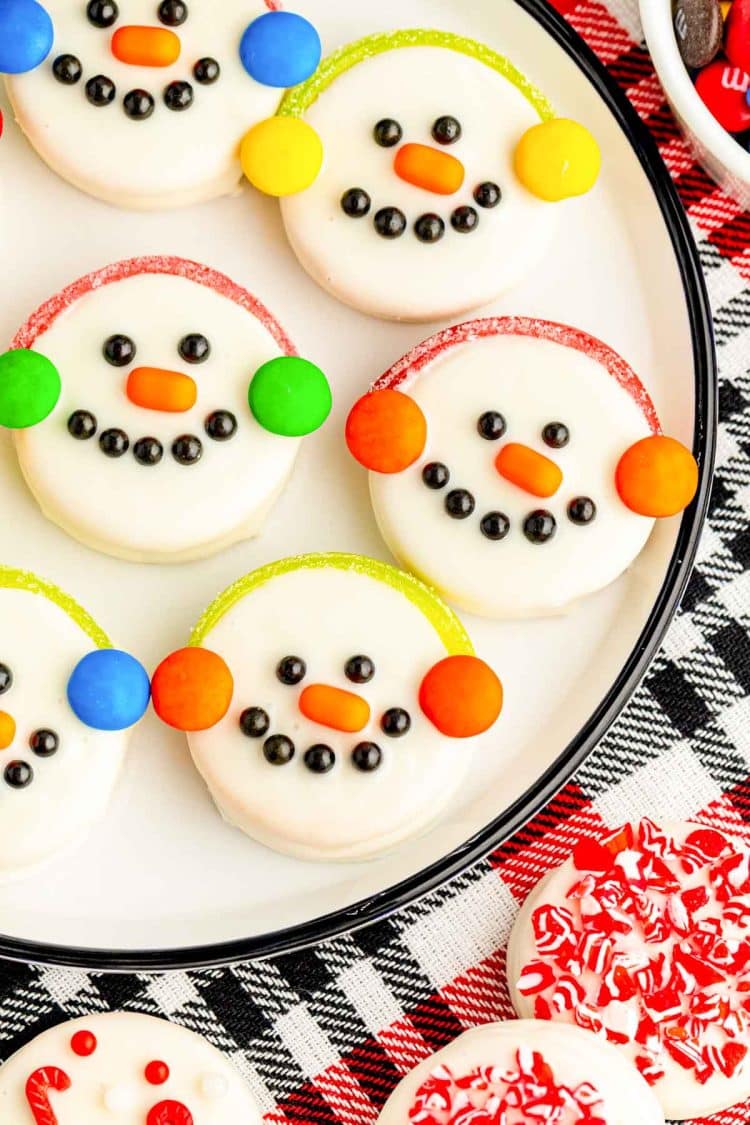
left=0, top=567, right=148, bottom=878
left=246, top=29, right=601, bottom=322
left=507, top=819, right=750, bottom=1120
left=0, top=1011, right=262, bottom=1121
left=1, top=1, right=321, bottom=209
left=151, top=553, right=503, bottom=861
left=377, top=1019, right=663, bottom=1125
left=346, top=318, right=699, bottom=618
left=0, top=256, right=331, bottom=563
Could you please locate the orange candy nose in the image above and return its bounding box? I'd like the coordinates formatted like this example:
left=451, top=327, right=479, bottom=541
left=394, top=144, right=465, bottom=196
left=111, top=26, right=181, bottom=67
left=299, top=684, right=371, bottom=733
left=495, top=443, right=563, bottom=498
left=346, top=390, right=427, bottom=474
left=0, top=711, right=15, bottom=750
left=419, top=655, right=503, bottom=739
left=616, top=435, right=699, bottom=518
left=151, top=648, right=233, bottom=732
left=127, top=367, right=197, bottom=413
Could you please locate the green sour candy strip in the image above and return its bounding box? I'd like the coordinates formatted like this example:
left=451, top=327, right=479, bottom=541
left=249, top=355, right=332, bottom=437
left=0, top=566, right=111, bottom=649
left=278, top=29, right=555, bottom=122
left=0, top=349, right=61, bottom=429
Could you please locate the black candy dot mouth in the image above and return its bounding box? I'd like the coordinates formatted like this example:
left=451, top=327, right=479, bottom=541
left=2, top=727, right=62, bottom=789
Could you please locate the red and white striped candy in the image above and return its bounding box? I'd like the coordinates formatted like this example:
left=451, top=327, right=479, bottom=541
left=518, top=961, right=557, bottom=997
left=532, top=906, right=576, bottom=956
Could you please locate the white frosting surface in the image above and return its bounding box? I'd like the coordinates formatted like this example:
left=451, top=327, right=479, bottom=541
left=281, top=46, right=558, bottom=322
left=5, top=1, right=279, bottom=209
left=0, top=586, right=128, bottom=876
left=14, top=270, right=300, bottom=563
left=376, top=1020, right=663, bottom=1125
left=0, top=1011, right=262, bottom=1122
left=507, top=822, right=750, bottom=1120
left=370, top=333, right=655, bottom=618
left=189, top=563, right=476, bottom=860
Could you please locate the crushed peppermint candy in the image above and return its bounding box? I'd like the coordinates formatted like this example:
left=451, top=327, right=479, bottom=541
left=517, top=819, right=750, bottom=1088
left=408, top=1050, right=608, bottom=1125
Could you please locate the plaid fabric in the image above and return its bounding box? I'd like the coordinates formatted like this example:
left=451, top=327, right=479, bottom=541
left=1, top=3, right=748, bottom=1125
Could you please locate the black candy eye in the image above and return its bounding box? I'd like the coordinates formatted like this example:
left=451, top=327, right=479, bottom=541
left=4, top=762, right=32, bottom=789
left=68, top=411, right=97, bottom=440
left=352, top=742, right=382, bottom=772
left=524, top=510, right=557, bottom=543
left=381, top=708, right=411, bottom=737
left=422, top=462, right=450, bottom=490
left=0, top=664, right=12, bottom=695
left=542, top=422, right=570, bottom=449
left=86, top=75, right=116, bottom=106
left=481, top=512, right=510, bottom=541
left=205, top=411, right=237, bottom=442
left=305, top=745, right=336, bottom=773
left=103, top=335, right=136, bottom=367
left=277, top=656, right=306, bottom=685
left=474, top=182, right=502, bottom=209
left=179, top=334, right=210, bottom=364
left=87, top=0, right=118, bottom=28
left=345, top=655, right=375, bottom=684
left=568, top=497, right=597, bottom=525
left=477, top=411, right=506, bottom=440
left=99, top=429, right=129, bottom=458
left=158, top=0, right=188, bottom=25
left=172, top=435, right=203, bottom=465
left=263, top=735, right=294, bottom=765
left=29, top=730, right=59, bottom=757
left=341, top=188, right=371, bottom=218
left=164, top=81, right=193, bottom=111
left=445, top=489, right=475, bottom=519
left=133, top=437, right=164, bottom=466
left=53, top=54, right=82, bottom=84
left=240, top=707, right=270, bottom=738
left=432, top=115, right=461, bottom=145
left=374, top=119, right=402, bottom=147
left=194, top=58, right=220, bottom=85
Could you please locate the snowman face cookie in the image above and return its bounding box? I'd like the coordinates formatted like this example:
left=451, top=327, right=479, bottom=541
left=0, top=1011, right=262, bottom=1122
left=0, top=257, right=332, bottom=563
left=377, top=1021, right=664, bottom=1125
left=1, top=0, right=321, bottom=209
left=151, top=554, right=503, bottom=861
left=0, top=568, right=148, bottom=877
left=240, top=30, right=601, bottom=322
left=346, top=319, right=699, bottom=618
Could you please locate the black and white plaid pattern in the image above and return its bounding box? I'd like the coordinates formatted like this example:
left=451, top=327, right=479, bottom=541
left=1, top=4, right=748, bottom=1125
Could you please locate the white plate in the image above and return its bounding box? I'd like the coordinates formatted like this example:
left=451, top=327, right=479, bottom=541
left=0, top=0, right=714, bottom=968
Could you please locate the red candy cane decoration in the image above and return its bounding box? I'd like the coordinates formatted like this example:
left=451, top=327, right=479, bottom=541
left=25, top=1068, right=71, bottom=1125
left=147, top=1100, right=194, bottom=1125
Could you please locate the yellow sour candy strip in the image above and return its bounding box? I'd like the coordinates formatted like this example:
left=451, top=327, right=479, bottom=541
left=0, top=566, right=111, bottom=649
left=190, top=552, right=474, bottom=656
left=278, top=28, right=556, bottom=122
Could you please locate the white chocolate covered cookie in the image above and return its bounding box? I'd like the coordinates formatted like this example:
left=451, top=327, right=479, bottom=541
left=0, top=256, right=331, bottom=563
left=376, top=1020, right=663, bottom=1125
left=151, top=553, right=503, bottom=861
left=0, top=1011, right=262, bottom=1122
left=0, top=567, right=148, bottom=878
left=346, top=318, right=699, bottom=618
left=507, top=819, right=750, bottom=1119
left=1, top=0, right=321, bottom=209
left=240, top=29, right=601, bottom=321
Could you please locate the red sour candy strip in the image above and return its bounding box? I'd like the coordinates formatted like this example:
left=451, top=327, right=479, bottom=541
left=25, top=1068, right=71, bottom=1125
left=147, top=1102, right=194, bottom=1125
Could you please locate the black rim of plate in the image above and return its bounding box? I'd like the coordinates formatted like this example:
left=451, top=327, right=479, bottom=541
left=0, top=0, right=716, bottom=972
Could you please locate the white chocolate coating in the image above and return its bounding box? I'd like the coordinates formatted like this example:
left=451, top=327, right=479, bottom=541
left=13, top=265, right=301, bottom=563
left=188, top=558, right=478, bottom=861
left=281, top=46, right=558, bottom=322
left=6, top=1, right=279, bottom=209
left=369, top=330, right=656, bottom=618
left=376, top=1021, right=664, bottom=1125
left=507, top=822, right=750, bottom=1119
left=0, top=1012, right=262, bottom=1122
left=0, top=584, right=128, bottom=877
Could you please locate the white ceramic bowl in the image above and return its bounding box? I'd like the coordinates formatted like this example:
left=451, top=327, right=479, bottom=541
left=640, top=0, right=750, bottom=208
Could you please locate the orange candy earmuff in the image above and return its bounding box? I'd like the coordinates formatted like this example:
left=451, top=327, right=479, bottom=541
left=151, top=648, right=234, bottom=732
left=345, top=390, right=428, bottom=474
left=615, top=435, right=699, bottom=518
left=419, top=655, right=503, bottom=738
